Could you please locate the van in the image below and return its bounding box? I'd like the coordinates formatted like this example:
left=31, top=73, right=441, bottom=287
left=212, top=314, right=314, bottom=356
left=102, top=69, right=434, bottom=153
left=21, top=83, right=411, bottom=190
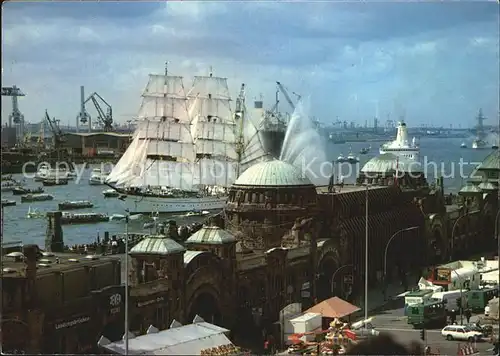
left=431, top=290, right=466, bottom=311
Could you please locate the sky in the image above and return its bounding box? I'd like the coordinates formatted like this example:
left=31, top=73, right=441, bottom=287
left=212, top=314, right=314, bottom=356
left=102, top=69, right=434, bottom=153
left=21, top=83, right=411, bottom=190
left=1, top=1, right=499, bottom=129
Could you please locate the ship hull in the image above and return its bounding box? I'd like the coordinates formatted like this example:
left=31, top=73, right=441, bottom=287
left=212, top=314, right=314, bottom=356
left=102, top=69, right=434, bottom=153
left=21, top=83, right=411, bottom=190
left=259, top=129, right=286, bottom=159
left=121, top=194, right=228, bottom=214
left=379, top=147, right=420, bottom=160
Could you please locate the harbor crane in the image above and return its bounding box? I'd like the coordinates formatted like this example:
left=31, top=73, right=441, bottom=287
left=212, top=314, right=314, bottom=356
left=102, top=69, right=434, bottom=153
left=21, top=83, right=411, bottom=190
left=1, top=85, right=26, bottom=142
left=44, top=110, right=65, bottom=150
left=276, top=81, right=301, bottom=111
left=84, top=92, right=113, bottom=131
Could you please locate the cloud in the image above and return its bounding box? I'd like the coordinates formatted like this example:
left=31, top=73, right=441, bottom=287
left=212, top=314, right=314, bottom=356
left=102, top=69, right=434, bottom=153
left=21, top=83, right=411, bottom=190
left=1, top=2, right=498, bottom=129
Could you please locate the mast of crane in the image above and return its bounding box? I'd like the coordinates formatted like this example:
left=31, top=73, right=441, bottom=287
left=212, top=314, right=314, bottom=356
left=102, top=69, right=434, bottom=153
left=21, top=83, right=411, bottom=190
left=1, top=85, right=26, bottom=144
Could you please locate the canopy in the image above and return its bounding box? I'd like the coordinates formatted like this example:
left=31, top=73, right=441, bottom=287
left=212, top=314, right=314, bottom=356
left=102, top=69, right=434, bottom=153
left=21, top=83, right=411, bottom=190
left=306, top=297, right=360, bottom=319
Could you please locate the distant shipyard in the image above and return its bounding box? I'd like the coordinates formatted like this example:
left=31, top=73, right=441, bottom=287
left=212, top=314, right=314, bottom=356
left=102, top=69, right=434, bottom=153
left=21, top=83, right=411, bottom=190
left=1, top=64, right=499, bottom=355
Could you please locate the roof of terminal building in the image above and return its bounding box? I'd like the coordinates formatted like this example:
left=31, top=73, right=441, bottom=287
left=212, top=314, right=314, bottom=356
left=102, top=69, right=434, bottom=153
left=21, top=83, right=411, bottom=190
left=234, top=159, right=313, bottom=187
left=475, top=150, right=500, bottom=171
left=130, top=235, right=186, bottom=255
left=361, top=153, right=423, bottom=174
left=1, top=249, right=120, bottom=278
left=186, top=226, right=236, bottom=245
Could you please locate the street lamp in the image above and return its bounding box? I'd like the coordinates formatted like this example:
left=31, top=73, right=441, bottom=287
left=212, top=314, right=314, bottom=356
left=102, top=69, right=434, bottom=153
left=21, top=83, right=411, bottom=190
left=451, top=270, right=465, bottom=325
left=450, top=214, right=468, bottom=261
left=383, top=226, right=419, bottom=284
left=124, top=209, right=130, bottom=355
left=364, top=183, right=369, bottom=323
left=330, top=264, right=354, bottom=295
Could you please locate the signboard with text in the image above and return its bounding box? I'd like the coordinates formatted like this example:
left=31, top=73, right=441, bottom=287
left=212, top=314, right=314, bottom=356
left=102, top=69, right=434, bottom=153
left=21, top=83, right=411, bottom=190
left=432, top=268, right=451, bottom=284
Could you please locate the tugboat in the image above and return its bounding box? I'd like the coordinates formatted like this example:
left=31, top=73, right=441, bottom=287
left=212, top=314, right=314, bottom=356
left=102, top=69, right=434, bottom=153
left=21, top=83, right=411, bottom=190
left=460, top=142, right=467, bottom=148
left=13, top=187, right=44, bottom=195
left=58, top=200, right=94, bottom=210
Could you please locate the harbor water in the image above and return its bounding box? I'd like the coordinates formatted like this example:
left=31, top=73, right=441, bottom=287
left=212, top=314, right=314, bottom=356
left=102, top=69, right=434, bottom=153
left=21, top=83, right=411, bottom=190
left=1, top=137, right=492, bottom=246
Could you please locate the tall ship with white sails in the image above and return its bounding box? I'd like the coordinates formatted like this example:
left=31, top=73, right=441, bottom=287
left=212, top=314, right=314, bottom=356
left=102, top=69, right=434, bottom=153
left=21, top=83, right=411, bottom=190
left=471, top=108, right=487, bottom=149
left=105, top=64, right=266, bottom=214
left=379, top=119, right=419, bottom=160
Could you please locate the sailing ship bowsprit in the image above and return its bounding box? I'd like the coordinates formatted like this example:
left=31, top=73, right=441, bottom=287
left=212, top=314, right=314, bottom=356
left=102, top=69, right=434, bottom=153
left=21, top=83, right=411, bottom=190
left=106, top=63, right=267, bottom=214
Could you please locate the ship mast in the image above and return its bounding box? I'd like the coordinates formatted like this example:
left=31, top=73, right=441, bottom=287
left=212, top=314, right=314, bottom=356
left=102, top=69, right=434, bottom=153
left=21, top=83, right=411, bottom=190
left=235, top=83, right=246, bottom=177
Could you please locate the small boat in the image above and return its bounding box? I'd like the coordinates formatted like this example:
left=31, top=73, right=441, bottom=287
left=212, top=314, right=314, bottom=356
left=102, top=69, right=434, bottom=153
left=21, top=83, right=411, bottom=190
left=109, top=213, right=126, bottom=221
left=42, top=178, right=69, bottom=186
left=1, top=177, right=24, bottom=192
left=102, top=188, right=120, bottom=198
left=13, top=187, right=44, bottom=195
left=1, top=199, right=16, bottom=207
left=58, top=200, right=94, bottom=210
left=21, top=193, right=54, bottom=203
left=185, top=210, right=210, bottom=217
left=89, top=168, right=109, bottom=185
left=460, top=142, right=467, bottom=148
left=35, top=164, right=73, bottom=181
left=492, top=144, right=499, bottom=149
left=359, top=147, right=370, bottom=154
left=60, top=212, right=109, bottom=225
left=26, top=206, right=44, bottom=219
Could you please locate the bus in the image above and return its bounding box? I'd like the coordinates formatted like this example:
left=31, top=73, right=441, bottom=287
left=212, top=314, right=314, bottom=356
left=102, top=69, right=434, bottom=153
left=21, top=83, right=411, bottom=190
left=407, top=301, right=447, bottom=329
left=467, top=287, right=499, bottom=311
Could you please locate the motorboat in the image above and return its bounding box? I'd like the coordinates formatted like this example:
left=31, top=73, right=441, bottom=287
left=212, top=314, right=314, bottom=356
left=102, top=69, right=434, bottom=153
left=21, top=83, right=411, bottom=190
left=58, top=200, right=94, bottom=210
left=109, top=213, right=126, bottom=221
left=337, top=154, right=347, bottom=163
left=1, top=199, right=16, bottom=207
left=21, top=193, right=54, bottom=203
left=35, top=164, right=73, bottom=181
left=492, top=144, right=499, bottom=150
left=185, top=210, right=210, bottom=217
left=102, top=188, right=120, bottom=198
left=460, top=142, right=467, bottom=148
left=13, top=187, right=44, bottom=195
left=1, top=176, right=24, bottom=192
left=379, top=120, right=419, bottom=160
left=89, top=168, right=109, bottom=185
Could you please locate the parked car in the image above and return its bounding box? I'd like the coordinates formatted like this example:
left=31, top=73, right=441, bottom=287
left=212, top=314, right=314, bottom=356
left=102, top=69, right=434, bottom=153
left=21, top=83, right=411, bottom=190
left=441, top=325, right=482, bottom=342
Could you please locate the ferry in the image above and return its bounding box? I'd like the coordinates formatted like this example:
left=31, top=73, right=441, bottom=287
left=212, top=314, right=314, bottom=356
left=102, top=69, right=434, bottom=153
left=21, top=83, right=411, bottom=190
left=60, top=212, right=109, bottom=225
left=21, top=193, right=54, bottom=203
left=58, top=200, right=94, bottom=210
left=379, top=120, right=419, bottom=160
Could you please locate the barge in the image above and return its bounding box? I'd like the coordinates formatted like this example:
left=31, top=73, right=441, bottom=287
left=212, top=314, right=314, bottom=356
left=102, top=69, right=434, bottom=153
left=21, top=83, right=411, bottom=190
left=13, top=187, right=44, bottom=195
left=58, top=200, right=94, bottom=210
left=1, top=199, right=17, bottom=207
left=21, top=193, right=54, bottom=203
left=60, top=212, right=109, bottom=225
left=42, top=178, right=69, bottom=186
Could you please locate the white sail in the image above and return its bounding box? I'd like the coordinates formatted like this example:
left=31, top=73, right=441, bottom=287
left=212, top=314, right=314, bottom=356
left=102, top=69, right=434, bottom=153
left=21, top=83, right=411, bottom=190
left=187, top=72, right=240, bottom=187
left=107, top=68, right=196, bottom=190
left=239, top=107, right=268, bottom=173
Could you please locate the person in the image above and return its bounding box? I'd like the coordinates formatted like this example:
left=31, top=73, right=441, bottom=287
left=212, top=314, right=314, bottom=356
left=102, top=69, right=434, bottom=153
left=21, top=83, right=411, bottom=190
left=465, top=308, right=472, bottom=323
